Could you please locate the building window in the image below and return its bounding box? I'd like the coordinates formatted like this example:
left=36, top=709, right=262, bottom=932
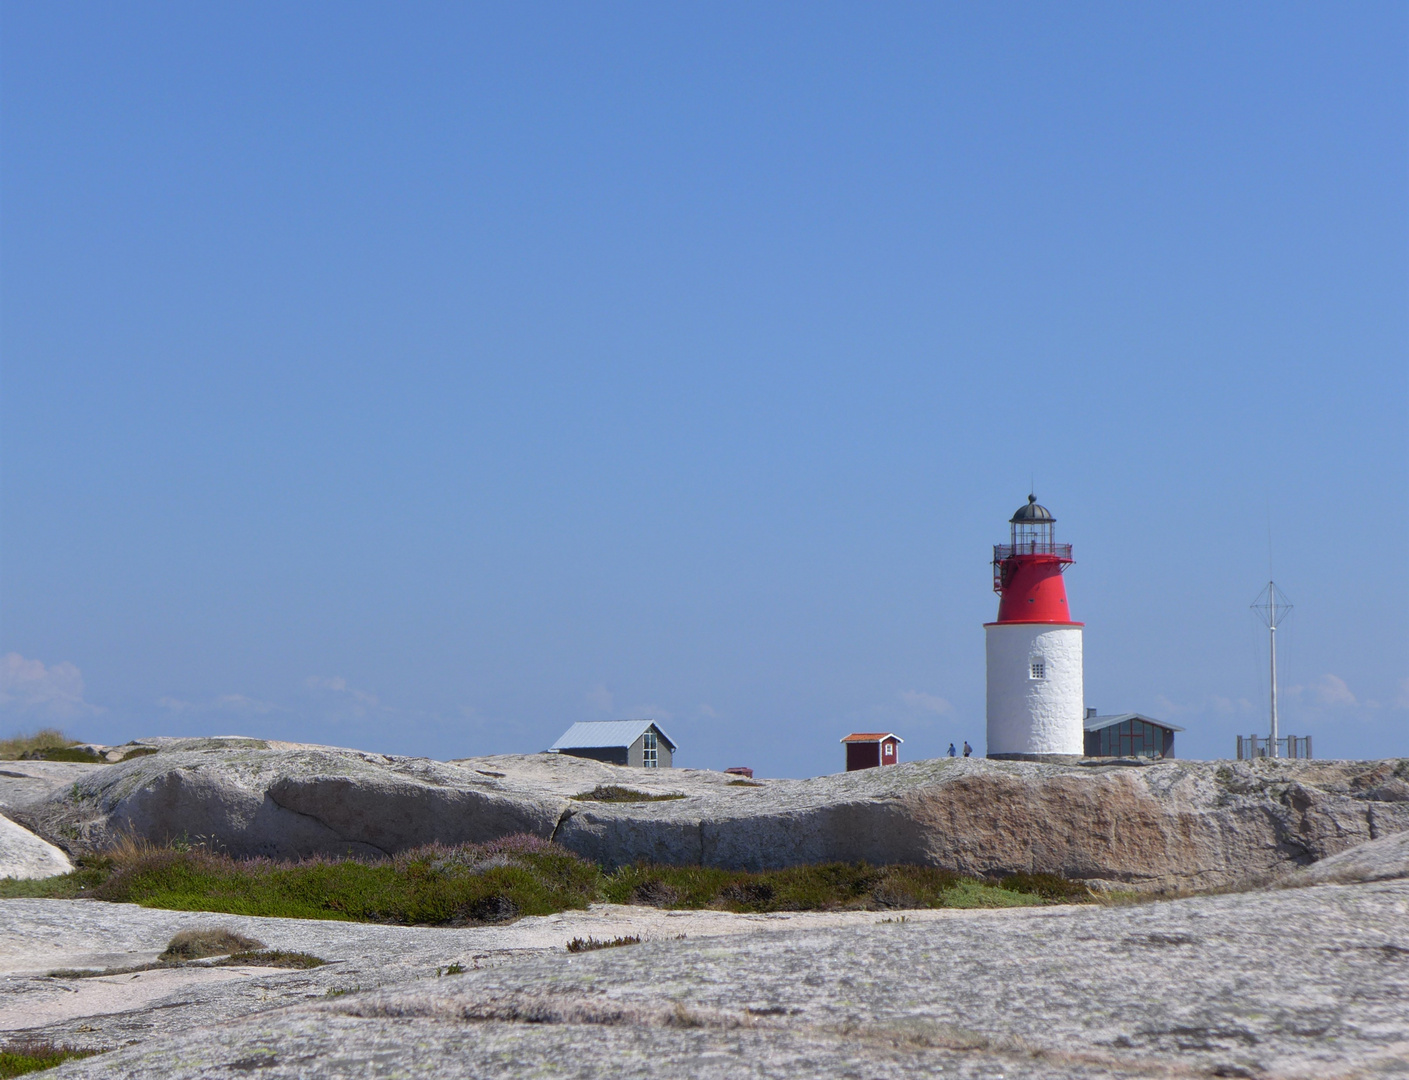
left=1030, top=660, right=1046, bottom=680
left=1097, top=720, right=1165, bottom=758
left=642, top=729, right=658, bottom=767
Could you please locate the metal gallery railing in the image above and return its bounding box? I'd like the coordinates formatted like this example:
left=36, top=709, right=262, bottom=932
left=1237, top=734, right=1312, bottom=760
left=993, top=542, right=1073, bottom=561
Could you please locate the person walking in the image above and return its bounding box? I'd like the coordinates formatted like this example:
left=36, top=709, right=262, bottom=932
left=947, top=742, right=957, bottom=758
left=962, top=741, right=973, bottom=757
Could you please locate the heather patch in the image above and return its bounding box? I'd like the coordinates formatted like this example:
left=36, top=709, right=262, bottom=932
left=2, top=834, right=1078, bottom=920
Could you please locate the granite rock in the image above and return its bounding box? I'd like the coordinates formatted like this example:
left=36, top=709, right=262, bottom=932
left=34, top=880, right=1409, bottom=1079
left=12, top=739, right=1409, bottom=891
left=0, top=899, right=974, bottom=1049
left=1281, top=825, right=1409, bottom=886
left=14, top=739, right=562, bottom=860
left=0, top=760, right=106, bottom=813
left=0, top=814, right=73, bottom=880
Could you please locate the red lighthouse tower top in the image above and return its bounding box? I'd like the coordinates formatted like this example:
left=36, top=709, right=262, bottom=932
left=989, top=495, right=1081, bottom=625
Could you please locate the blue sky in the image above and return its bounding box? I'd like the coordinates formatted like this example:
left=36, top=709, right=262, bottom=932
left=2, top=3, right=1405, bottom=775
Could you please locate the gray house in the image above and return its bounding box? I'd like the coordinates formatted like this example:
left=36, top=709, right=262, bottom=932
left=547, top=719, right=676, bottom=768
left=1083, top=710, right=1182, bottom=759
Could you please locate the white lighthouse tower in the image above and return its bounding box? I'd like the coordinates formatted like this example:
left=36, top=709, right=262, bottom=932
left=985, top=495, right=1085, bottom=759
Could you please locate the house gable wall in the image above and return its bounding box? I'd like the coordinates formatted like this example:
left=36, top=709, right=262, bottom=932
left=628, top=728, right=672, bottom=768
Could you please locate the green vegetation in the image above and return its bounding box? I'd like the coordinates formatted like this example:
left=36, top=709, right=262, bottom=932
left=726, top=779, right=763, bottom=787
left=4, top=836, right=602, bottom=923
left=19, top=746, right=104, bottom=763
left=2, top=835, right=1083, bottom=923
left=998, top=871, right=1090, bottom=901
left=0, top=876, right=93, bottom=900
left=601, top=861, right=1043, bottom=912
left=571, top=785, right=686, bottom=803
left=0, top=729, right=76, bottom=760
left=0, top=1040, right=102, bottom=1078
left=11, top=743, right=154, bottom=763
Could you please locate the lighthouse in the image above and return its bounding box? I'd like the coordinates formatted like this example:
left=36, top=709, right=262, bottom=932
left=985, top=495, right=1085, bottom=758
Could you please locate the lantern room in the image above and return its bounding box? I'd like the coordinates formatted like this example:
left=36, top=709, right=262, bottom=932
left=992, top=495, right=1075, bottom=624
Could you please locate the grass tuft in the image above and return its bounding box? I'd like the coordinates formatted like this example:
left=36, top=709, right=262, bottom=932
left=726, top=779, right=763, bottom=787
left=160, top=928, right=265, bottom=961
left=571, top=785, right=686, bottom=803
left=0, top=1039, right=103, bottom=1077
left=217, top=950, right=325, bottom=969
left=0, top=729, right=77, bottom=761
left=567, top=935, right=641, bottom=952
left=999, top=872, right=1091, bottom=901
left=49, top=950, right=325, bottom=979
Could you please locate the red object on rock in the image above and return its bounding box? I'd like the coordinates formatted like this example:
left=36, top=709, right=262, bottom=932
left=841, top=732, right=902, bottom=771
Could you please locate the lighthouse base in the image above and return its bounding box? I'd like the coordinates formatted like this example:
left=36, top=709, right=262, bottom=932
left=985, top=622, right=1085, bottom=757
left=986, top=752, right=1086, bottom=763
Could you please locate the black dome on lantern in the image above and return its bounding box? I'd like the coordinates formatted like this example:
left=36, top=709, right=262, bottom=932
left=1010, top=494, right=1054, bottom=524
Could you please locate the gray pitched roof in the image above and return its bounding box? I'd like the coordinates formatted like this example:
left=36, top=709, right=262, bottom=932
left=548, top=719, right=677, bottom=752
left=1083, top=712, right=1184, bottom=733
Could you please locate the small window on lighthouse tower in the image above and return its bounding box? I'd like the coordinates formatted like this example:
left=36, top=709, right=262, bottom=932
left=1030, top=660, right=1046, bottom=680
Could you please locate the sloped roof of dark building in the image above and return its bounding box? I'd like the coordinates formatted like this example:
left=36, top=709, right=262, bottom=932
left=548, top=719, right=677, bottom=752
left=1083, top=712, right=1184, bottom=733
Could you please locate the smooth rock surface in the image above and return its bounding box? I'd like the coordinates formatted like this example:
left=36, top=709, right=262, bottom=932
left=0, top=814, right=72, bottom=879
left=0, top=760, right=106, bottom=813
left=37, top=880, right=1409, bottom=1079
left=13, top=738, right=1409, bottom=891
left=1283, top=825, right=1409, bottom=886
left=0, top=898, right=971, bottom=1048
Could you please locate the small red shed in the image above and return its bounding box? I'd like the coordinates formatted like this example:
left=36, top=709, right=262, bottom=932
left=841, top=732, right=903, bottom=771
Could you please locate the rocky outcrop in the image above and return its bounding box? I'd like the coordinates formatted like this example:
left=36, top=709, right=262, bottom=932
left=0, top=759, right=108, bottom=813
left=11, top=738, right=1409, bottom=891
left=0, top=813, right=74, bottom=879
left=30, top=881, right=1409, bottom=1079
left=1281, top=827, right=1409, bottom=886
left=13, top=740, right=562, bottom=861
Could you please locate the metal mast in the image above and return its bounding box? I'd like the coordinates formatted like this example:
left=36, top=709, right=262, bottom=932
left=1252, top=582, right=1292, bottom=757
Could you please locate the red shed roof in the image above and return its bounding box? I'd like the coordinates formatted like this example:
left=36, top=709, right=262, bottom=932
left=840, top=732, right=904, bottom=744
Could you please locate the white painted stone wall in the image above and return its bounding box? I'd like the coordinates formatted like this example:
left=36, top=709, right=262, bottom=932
left=985, top=623, right=1084, bottom=755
